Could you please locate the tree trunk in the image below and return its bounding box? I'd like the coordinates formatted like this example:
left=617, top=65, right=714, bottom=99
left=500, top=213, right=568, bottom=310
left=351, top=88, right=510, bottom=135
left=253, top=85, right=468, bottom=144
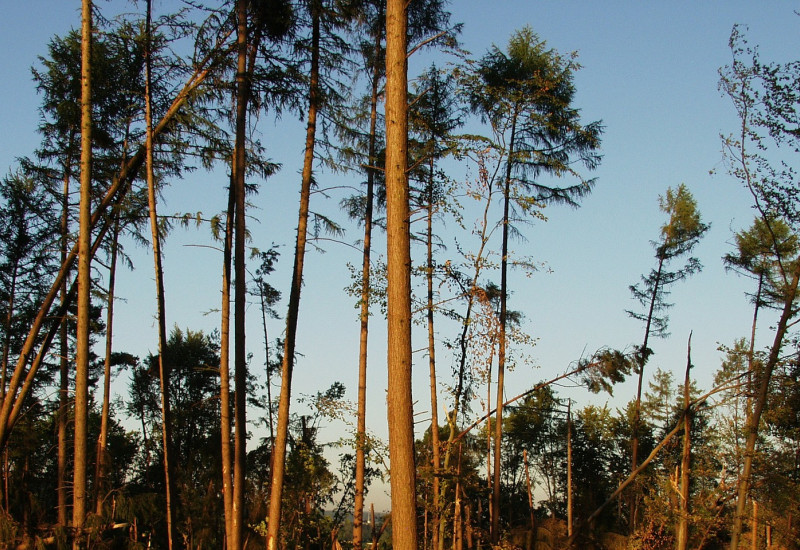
left=267, top=4, right=321, bottom=548
left=426, top=156, right=442, bottom=550
left=353, top=22, right=380, bottom=548
left=385, top=0, right=418, bottom=549
left=567, top=401, right=573, bottom=539
left=144, top=3, right=177, bottom=546
left=95, top=213, right=119, bottom=516
left=492, top=108, right=518, bottom=543
left=630, top=255, right=663, bottom=531
left=677, top=335, right=693, bottom=550
left=220, top=178, right=235, bottom=548
left=72, top=0, right=92, bottom=544
left=232, top=1, right=251, bottom=546
left=57, top=153, right=73, bottom=528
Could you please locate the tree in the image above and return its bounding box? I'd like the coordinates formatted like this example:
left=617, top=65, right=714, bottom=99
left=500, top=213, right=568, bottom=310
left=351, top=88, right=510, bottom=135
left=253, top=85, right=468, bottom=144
left=719, top=26, right=800, bottom=548
left=467, top=27, right=603, bottom=541
left=627, top=183, right=708, bottom=530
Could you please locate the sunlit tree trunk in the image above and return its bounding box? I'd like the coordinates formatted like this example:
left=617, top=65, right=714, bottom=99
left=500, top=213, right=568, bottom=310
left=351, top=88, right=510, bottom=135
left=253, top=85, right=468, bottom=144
left=385, top=0, right=417, bottom=549
left=267, top=3, right=321, bottom=548
left=72, top=0, right=92, bottom=544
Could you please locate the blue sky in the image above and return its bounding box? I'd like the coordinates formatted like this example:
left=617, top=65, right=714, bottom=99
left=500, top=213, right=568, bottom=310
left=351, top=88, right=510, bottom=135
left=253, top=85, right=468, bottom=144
left=2, top=1, right=799, bottom=509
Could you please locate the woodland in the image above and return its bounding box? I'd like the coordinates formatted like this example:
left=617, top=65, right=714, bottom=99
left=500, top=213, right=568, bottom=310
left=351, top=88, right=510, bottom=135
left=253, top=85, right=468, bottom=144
left=1, top=1, right=799, bottom=550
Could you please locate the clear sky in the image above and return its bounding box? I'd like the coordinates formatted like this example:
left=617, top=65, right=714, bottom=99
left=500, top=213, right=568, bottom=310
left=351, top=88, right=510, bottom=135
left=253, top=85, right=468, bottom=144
left=2, top=1, right=799, bottom=510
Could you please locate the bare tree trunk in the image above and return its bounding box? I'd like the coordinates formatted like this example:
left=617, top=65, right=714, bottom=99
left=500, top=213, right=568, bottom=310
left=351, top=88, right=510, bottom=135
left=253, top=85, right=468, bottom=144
left=57, top=152, right=73, bottom=528
left=95, top=213, right=119, bottom=516
left=231, top=1, right=251, bottom=546
left=267, top=4, right=321, bottom=548
left=385, top=0, right=417, bottom=549
left=677, top=334, right=693, bottom=550
left=144, top=2, right=176, bottom=545
left=353, top=23, right=381, bottom=547
left=567, top=401, right=573, bottom=539
left=72, top=1, right=92, bottom=545
left=220, top=167, right=237, bottom=546
left=220, top=182, right=235, bottom=548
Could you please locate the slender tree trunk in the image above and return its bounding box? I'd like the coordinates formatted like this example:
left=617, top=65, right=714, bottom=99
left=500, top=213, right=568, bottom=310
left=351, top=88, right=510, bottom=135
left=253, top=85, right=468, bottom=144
left=567, top=401, right=573, bottom=539
left=144, top=2, right=176, bottom=545
left=72, top=0, right=92, bottom=544
left=523, top=449, right=535, bottom=533
left=677, top=335, right=693, bottom=550
left=57, top=157, right=72, bottom=527
left=385, top=0, right=417, bottom=549
left=630, top=255, right=664, bottom=531
left=267, top=5, right=321, bottom=548
left=220, top=178, right=235, bottom=548
left=232, top=1, right=250, bottom=546
left=260, top=286, right=274, bottom=443
left=492, top=109, right=518, bottom=543
left=730, top=265, right=800, bottom=549
left=95, top=213, right=119, bottom=516
left=353, top=25, right=380, bottom=547
left=426, top=156, right=442, bottom=550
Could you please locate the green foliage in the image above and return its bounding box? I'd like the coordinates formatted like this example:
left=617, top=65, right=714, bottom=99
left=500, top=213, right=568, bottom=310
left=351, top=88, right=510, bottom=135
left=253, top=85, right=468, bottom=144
left=628, top=184, right=709, bottom=340
left=467, top=25, right=603, bottom=209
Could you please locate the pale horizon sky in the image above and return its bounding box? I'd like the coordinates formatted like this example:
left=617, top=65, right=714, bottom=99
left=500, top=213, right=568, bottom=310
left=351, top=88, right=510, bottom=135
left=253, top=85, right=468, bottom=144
left=2, top=1, right=799, bottom=511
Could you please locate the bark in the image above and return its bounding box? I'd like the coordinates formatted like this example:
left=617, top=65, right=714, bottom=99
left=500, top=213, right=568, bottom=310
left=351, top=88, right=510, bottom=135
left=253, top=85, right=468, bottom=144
left=567, top=402, right=573, bottom=538
left=353, top=23, right=380, bottom=548
left=72, top=0, right=92, bottom=544
left=144, top=1, right=176, bottom=545
left=385, top=1, right=417, bottom=549
left=267, top=4, right=321, bottom=547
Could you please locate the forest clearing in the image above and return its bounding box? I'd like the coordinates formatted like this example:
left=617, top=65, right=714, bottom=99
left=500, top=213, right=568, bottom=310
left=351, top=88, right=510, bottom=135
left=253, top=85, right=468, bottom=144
left=0, top=1, right=799, bottom=549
